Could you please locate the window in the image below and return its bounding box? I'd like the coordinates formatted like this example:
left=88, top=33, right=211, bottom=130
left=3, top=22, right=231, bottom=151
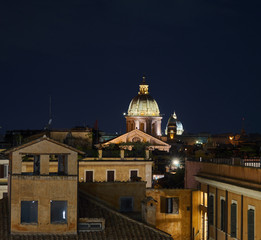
left=85, top=171, right=93, bottom=182
left=120, top=197, right=133, bottom=212
left=58, top=155, right=68, bottom=175
left=220, top=198, right=226, bottom=232
left=107, top=170, right=115, bottom=182
left=50, top=201, right=67, bottom=224
left=160, top=197, right=179, bottom=214
left=21, top=201, right=38, bottom=224
left=130, top=170, right=138, bottom=181
left=231, top=202, right=237, bottom=238
left=248, top=207, right=255, bottom=240
left=209, top=195, right=214, bottom=225
left=33, top=155, right=40, bottom=175
left=0, top=164, right=8, bottom=178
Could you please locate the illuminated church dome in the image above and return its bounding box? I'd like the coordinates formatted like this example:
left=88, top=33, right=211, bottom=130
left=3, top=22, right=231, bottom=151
left=165, top=112, right=184, bottom=140
left=127, top=77, right=160, bottom=117
left=126, top=77, right=162, bottom=137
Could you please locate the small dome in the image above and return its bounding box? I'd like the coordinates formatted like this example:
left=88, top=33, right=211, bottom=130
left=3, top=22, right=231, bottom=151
left=165, top=112, right=184, bottom=135
left=127, top=77, right=160, bottom=117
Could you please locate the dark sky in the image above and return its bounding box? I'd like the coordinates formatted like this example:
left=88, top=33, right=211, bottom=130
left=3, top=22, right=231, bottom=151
left=1, top=0, right=261, bottom=134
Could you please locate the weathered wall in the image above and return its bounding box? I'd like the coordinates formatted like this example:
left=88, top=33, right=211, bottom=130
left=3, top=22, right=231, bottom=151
left=146, top=189, right=193, bottom=240
left=79, top=182, right=146, bottom=212
left=185, top=160, right=203, bottom=189
left=10, top=175, right=77, bottom=234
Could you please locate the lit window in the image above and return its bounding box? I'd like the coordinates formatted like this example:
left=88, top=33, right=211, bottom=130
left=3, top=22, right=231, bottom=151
left=50, top=201, right=67, bottom=224
left=21, top=201, right=38, bottom=224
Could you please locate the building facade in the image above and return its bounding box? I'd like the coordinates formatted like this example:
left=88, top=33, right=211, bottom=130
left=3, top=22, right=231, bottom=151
left=7, top=136, right=83, bottom=234
left=186, top=159, right=261, bottom=240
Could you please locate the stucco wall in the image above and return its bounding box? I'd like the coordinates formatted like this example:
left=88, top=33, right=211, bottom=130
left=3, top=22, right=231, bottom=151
left=79, top=182, right=146, bottom=212
left=10, top=175, right=77, bottom=234
left=79, top=161, right=152, bottom=188
left=146, top=189, right=194, bottom=240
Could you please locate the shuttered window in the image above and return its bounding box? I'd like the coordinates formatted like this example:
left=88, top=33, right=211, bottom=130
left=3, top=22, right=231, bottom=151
left=85, top=171, right=93, bottom=182
left=231, top=203, right=237, bottom=238
left=248, top=209, right=254, bottom=240
left=160, top=197, right=179, bottom=214
left=209, top=195, right=214, bottom=225
left=130, top=170, right=138, bottom=181
left=220, top=199, right=226, bottom=231
left=107, top=170, right=115, bottom=182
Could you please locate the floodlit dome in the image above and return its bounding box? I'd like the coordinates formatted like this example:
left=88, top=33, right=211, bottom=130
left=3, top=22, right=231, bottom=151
left=127, top=77, right=160, bottom=117
left=165, top=112, right=184, bottom=135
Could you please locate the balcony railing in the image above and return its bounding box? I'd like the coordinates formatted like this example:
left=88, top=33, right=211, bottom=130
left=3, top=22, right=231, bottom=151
left=187, top=157, right=261, bottom=168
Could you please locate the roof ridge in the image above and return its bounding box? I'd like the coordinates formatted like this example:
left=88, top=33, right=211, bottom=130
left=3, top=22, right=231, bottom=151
left=5, top=136, right=85, bottom=154
left=79, top=190, right=173, bottom=238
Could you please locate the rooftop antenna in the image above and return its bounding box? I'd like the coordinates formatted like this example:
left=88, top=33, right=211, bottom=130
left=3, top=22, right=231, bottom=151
left=44, top=95, right=52, bottom=131
left=241, top=117, right=246, bottom=136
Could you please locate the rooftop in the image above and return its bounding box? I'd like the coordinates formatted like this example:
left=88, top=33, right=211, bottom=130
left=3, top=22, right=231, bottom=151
left=0, top=192, right=173, bottom=240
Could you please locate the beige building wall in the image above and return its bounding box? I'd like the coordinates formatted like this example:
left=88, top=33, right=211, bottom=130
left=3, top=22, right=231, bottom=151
left=10, top=175, right=77, bottom=234
left=79, top=160, right=153, bottom=188
left=7, top=137, right=82, bottom=234
left=146, top=189, right=197, bottom=240
left=196, top=163, right=261, bottom=240
left=79, top=182, right=146, bottom=212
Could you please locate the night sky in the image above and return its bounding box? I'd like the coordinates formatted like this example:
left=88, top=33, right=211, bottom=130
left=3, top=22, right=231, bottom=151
left=1, top=0, right=261, bottom=134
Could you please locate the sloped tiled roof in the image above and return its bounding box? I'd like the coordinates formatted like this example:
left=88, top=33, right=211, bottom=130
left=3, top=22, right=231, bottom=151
left=0, top=193, right=173, bottom=240
left=5, top=136, right=85, bottom=155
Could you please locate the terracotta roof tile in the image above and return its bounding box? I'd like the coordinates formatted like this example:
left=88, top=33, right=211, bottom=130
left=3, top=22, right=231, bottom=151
left=0, top=193, right=173, bottom=240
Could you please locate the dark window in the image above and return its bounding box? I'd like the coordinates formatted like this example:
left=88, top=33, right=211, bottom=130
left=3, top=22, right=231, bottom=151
left=120, top=197, right=133, bottom=212
left=107, top=170, right=115, bottom=182
left=33, top=155, right=40, bottom=175
left=4, top=165, right=8, bottom=178
left=85, top=171, right=93, bottom=182
left=58, top=155, right=68, bottom=175
left=220, top=199, right=226, bottom=231
left=160, top=197, right=179, bottom=214
left=50, top=201, right=67, bottom=224
left=248, top=209, right=254, bottom=240
left=0, top=165, right=4, bottom=178
left=130, top=170, right=138, bottom=181
left=21, top=201, right=38, bottom=224
left=231, top=203, right=237, bottom=238
left=209, top=195, right=214, bottom=225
